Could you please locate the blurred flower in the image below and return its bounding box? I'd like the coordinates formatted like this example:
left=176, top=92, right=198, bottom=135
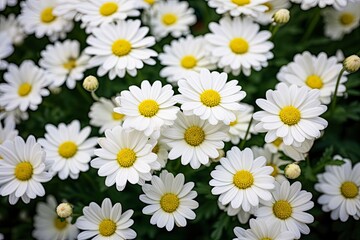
left=218, top=201, right=255, bottom=224
left=140, top=170, right=199, bottom=231
left=291, top=0, right=349, bottom=10
left=0, top=32, right=13, bottom=69
left=282, top=138, right=314, bottom=161
left=149, top=136, right=169, bottom=169
left=256, top=0, right=291, bottom=25
left=0, top=14, right=26, bottom=45
left=53, top=0, right=84, bottom=21
left=343, top=54, right=360, bottom=73
left=76, top=198, right=136, bottom=239
left=0, top=107, right=28, bottom=125
left=227, top=104, right=255, bottom=144
left=210, top=147, right=275, bottom=211
left=0, top=120, right=18, bottom=148
left=0, top=0, right=17, bottom=11
left=33, top=195, right=78, bottom=240
left=134, top=0, right=158, bottom=9
left=206, top=0, right=268, bottom=18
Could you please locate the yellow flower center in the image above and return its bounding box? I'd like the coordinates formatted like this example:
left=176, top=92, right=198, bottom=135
left=41, top=7, right=56, bottom=23
left=273, top=200, right=292, bottom=220
left=117, top=148, right=136, bottom=168
left=181, top=55, right=197, bottom=69
left=184, top=126, right=205, bottom=147
left=233, top=170, right=254, bottom=189
left=200, top=89, right=221, bottom=107
left=112, top=111, right=124, bottom=120
left=267, top=163, right=279, bottom=177
left=231, top=0, right=251, bottom=6
left=98, top=219, right=117, bottom=237
left=340, top=181, right=359, bottom=199
left=144, top=0, right=155, bottom=4
left=272, top=138, right=283, bottom=147
left=229, top=38, right=249, bottom=54
left=261, top=238, right=272, bottom=240
left=340, top=13, right=355, bottom=26
left=112, top=39, right=132, bottom=57
left=18, top=83, right=32, bottom=97
left=279, top=106, right=301, bottom=126
left=138, top=99, right=159, bottom=117
left=152, top=144, right=160, bottom=154
left=160, top=193, right=180, bottom=213
left=162, top=13, right=177, bottom=25
left=15, top=162, right=33, bottom=181
left=99, top=2, right=118, bottom=16
left=63, top=58, right=77, bottom=70
left=58, top=141, right=78, bottom=159
left=229, top=119, right=237, bottom=126
left=306, top=75, right=323, bottom=89
left=263, top=2, right=273, bottom=12
left=54, top=218, right=68, bottom=230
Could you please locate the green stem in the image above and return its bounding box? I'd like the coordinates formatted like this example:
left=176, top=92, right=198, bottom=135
left=76, top=83, right=93, bottom=103
left=301, top=8, right=321, bottom=42
left=330, top=68, right=346, bottom=115
left=239, top=116, right=253, bottom=149
left=270, top=24, right=281, bottom=39
left=91, top=91, right=100, bottom=101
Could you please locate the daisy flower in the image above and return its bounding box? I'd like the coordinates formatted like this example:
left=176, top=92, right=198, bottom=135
left=227, top=103, right=255, bottom=144
left=0, top=121, right=18, bottom=149
left=91, top=125, right=161, bottom=191
left=253, top=83, right=328, bottom=146
left=252, top=146, right=290, bottom=182
left=115, top=80, right=179, bottom=137
left=77, top=0, right=140, bottom=32
left=233, top=218, right=295, bottom=240
left=322, top=2, right=360, bottom=40
left=85, top=20, right=157, bottom=80
left=53, top=0, right=84, bottom=21
left=177, top=69, right=246, bottom=125
left=0, top=14, right=26, bottom=45
left=139, top=170, right=199, bottom=231
left=76, top=198, right=136, bottom=239
left=0, top=60, right=50, bottom=112
left=291, top=0, right=350, bottom=10
left=264, top=137, right=284, bottom=153
left=89, top=97, right=124, bottom=134
left=0, top=135, right=53, bottom=205
left=38, top=120, right=97, bottom=180
left=255, top=180, right=314, bottom=239
left=277, top=51, right=347, bottom=104
left=0, top=108, right=29, bottom=126
left=33, top=195, right=79, bottom=240
left=147, top=0, right=196, bottom=40
left=18, top=0, right=74, bottom=41
left=254, top=0, right=292, bottom=25
left=135, top=0, right=158, bottom=9
left=205, top=16, right=274, bottom=76
left=206, top=0, right=268, bottom=18
left=162, top=112, right=229, bottom=169
left=150, top=136, right=169, bottom=169
left=39, top=40, right=90, bottom=89
left=210, top=147, right=275, bottom=211
left=315, top=156, right=360, bottom=222
left=0, top=32, right=13, bottom=69
left=218, top=201, right=255, bottom=224
left=282, top=138, right=314, bottom=161
left=158, top=35, right=216, bottom=85
left=0, top=0, right=16, bottom=11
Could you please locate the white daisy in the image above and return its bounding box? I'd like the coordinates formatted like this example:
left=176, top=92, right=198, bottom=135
left=315, top=156, right=360, bottom=222
left=85, top=20, right=157, bottom=80
left=150, top=136, right=169, bottom=169
left=39, top=40, right=90, bottom=89
left=218, top=201, right=255, bottom=224
left=135, top=0, right=158, bottom=9
left=76, top=198, right=136, bottom=239
left=114, top=80, right=179, bottom=137
left=38, top=120, right=97, bottom=180
left=253, top=82, right=328, bottom=146
left=264, top=137, right=284, bottom=153
left=255, top=180, right=314, bottom=239
left=0, top=107, right=29, bottom=126
left=146, top=0, right=196, bottom=40
left=322, top=2, right=360, bottom=40
left=282, top=138, right=314, bottom=161
left=89, top=97, right=124, bottom=134
left=33, top=195, right=79, bottom=240
left=206, top=0, right=268, bottom=17
left=53, top=0, right=84, bottom=21
left=210, top=147, right=275, bottom=211
left=233, top=218, right=295, bottom=240
left=0, top=121, right=18, bottom=148
left=0, top=0, right=16, bottom=11
left=0, top=14, right=26, bottom=45
left=0, top=135, right=53, bottom=205
left=0, top=32, right=13, bottom=69
left=91, top=125, right=161, bottom=191
left=205, top=16, right=274, bottom=76
left=277, top=51, right=347, bottom=104
left=0, top=60, right=50, bottom=112
left=177, top=69, right=246, bottom=125
left=0, top=233, right=3, bottom=240
left=291, top=0, right=350, bottom=10
left=162, top=112, right=229, bottom=169
left=227, top=103, right=255, bottom=144
left=158, top=35, right=216, bottom=85
left=18, top=0, right=74, bottom=41
left=252, top=146, right=290, bottom=182
left=77, top=0, right=140, bottom=33
left=139, top=170, right=199, bottom=231
left=254, top=0, right=292, bottom=25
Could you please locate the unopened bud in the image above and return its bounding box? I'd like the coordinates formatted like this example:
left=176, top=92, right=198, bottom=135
left=83, top=75, right=99, bottom=92
left=343, top=55, right=360, bottom=73
left=56, top=202, right=73, bottom=218
left=273, top=9, right=290, bottom=24
left=211, top=149, right=225, bottom=163
left=284, top=163, right=301, bottom=179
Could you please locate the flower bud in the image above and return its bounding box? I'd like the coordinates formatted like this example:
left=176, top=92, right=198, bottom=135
left=83, top=75, right=99, bottom=92
left=273, top=9, right=290, bottom=24
left=343, top=55, right=360, bottom=73
left=210, top=149, right=225, bottom=163
left=284, top=163, right=301, bottom=179
left=56, top=202, right=73, bottom=218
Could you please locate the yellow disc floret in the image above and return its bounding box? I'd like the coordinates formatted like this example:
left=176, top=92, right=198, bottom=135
left=184, top=126, right=205, bottom=147
left=340, top=13, right=355, bottom=26
left=117, top=148, right=136, bottom=168
left=340, top=181, right=359, bottom=199
left=41, top=7, right=56, bottom=23
left=162, top=13, right=177, bottom=25
left=160, top=193, right=180, bottom=213
left=306, top=75, right=323, bottom=89
left=273, top=200, right=292, bottom=220
left=18, top=83, right=32, bottom=97
left=15, top=162, right=33, bottom=181
left=229, top=38, right=249, bottom=54
left=200, top=90, right=221, bottom=107
left=279, top=106, right=301, bottom=126
left=138, top=99, right=159, bottom=117
left=112, top=39, right=132, bottom=57
left=54, top=218, right=68, bottom=230
left=99, top=219, right=117, bottom=236
left=181, top=55, right=197, bottom=69
left=112, top=111, right=124, bottom=120
left=63, top=58, right=77, bottom=70
left=58, top=141, right=78, bottom=159
left=233, top=170, right=254, bottom=189
left=231, top=0, right=251, bottom=6
left=99, top=2, right=118, bottom=16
